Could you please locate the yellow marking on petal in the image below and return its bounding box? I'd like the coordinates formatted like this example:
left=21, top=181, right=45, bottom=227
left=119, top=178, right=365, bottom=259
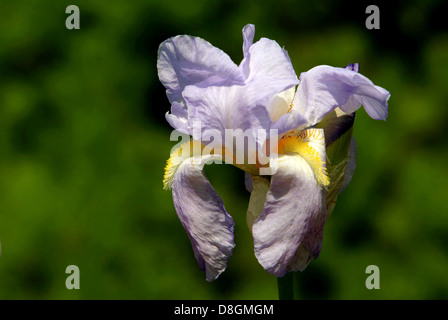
left=163, top=140, right=203, bottom=190
left=163, top=141, right=242, bottom=190
left=278, top=129, right=330, bottom=189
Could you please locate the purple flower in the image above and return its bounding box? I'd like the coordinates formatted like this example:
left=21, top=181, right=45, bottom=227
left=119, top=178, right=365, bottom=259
left=158, top=24, right=390, bottom=281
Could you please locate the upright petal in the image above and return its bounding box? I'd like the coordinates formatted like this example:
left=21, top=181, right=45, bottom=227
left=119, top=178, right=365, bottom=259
left=157, top=35, right=244, bottom=103
left=183, top=65, right=298, bottom=152
left=242, top=24, right=255, bottom=59
left=240, top=24, right=255, bottom=79
left=160, top=25, right=299, bottom=138
left=164, top=141, right=235, bottom=281
left=252, top=129, right=328, bottom=276
left=242, top=36, right=298, bottom=86
left=184, top=82, right=275, bottom=153
left=293, top=65, right=390, bottom=126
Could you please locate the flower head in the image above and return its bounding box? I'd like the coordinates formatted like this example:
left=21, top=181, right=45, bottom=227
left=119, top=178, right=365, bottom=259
left=157, top=24, right=390, bottom=280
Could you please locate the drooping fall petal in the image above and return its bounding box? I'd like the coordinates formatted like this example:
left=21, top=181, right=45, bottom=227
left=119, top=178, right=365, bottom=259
left=164, top=142, right=235, bottom=281
left=251, top=129, right=328, bottom=276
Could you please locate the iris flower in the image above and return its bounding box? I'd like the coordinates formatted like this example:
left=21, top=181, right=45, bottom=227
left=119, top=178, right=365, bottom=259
left=158, top=24, right=390, bottom=281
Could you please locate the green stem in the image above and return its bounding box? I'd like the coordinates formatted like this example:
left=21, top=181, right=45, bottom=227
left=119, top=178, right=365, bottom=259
left=277, top=273, right=295, bottom=300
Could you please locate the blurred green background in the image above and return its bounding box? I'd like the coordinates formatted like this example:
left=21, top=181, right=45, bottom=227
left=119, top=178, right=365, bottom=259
left=0, top=0, right=447, bottom=299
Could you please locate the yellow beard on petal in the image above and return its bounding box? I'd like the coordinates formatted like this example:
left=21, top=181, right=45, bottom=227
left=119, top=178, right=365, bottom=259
left=163, top=140, right=204, bottom=190
left=278, top=129, right=330, bottom=189
left=163, top=138, right=263, bottom=191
